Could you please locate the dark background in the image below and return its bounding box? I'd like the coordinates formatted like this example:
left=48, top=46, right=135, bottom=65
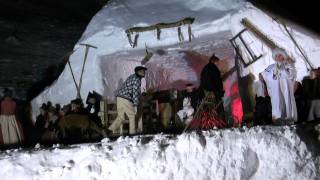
left=250, top=0, right=320, bottom=33
left=0, top=0, right=319, bottom=99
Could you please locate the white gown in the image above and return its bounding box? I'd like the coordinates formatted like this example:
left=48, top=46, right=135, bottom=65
left=177, top=97, right=194, bottom=124
left=261, top=62, right=297, bottom=122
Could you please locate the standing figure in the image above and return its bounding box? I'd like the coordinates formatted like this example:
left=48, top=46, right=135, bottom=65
left=33, top=103, right=48, bottom=142
left=302, top=69, right=320, bottom=121
left=108, top=66, right=147, bottom=134
left=41, top=106, right=59, bottom=142
left=0, top=88, right=23, bottom=145
left=69, top=98, right=86, bottom=114
left=253, top=73, right=272, bottom=125
left=199, top=53, right=225, bottom=121
left=261, top=48, right=297, bottom=124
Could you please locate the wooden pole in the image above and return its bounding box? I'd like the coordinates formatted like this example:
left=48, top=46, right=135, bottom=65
left=78, top=43, right=97, bottom=99
left=64, top=48, right=81, bottom=99
left=241, top=18, right=278, bottom=49
left=275, top=18, right=314, bottom=70
left=67, top=60, right=81, bottom=99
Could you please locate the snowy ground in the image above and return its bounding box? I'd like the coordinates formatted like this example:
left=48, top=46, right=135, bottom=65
left=0, top=126, right=319, bottom=180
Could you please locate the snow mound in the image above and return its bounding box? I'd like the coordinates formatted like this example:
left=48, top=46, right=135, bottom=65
left=0, top=126, right=319, bottom=179
left=31, top=0, right=320, bottom=123
left=30, top=0, right=246, bottom=121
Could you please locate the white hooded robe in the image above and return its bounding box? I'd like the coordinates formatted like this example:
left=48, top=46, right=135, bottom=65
left=261, top=62, right=297, bottom=121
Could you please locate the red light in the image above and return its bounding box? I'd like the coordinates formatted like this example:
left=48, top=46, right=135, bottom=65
left=231, top=97, right=243, bottom=124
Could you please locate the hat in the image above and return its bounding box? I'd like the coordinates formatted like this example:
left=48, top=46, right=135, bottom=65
left=186, top=83, right=193, bottom=87
left=272, top=48, right=288, bottom=61
left=209, top=53, right=220, bottom=62
left=40, top=103, right=48, bottom=110
left=61, top=105, right=70, bottom=113
left=48, top=106, right=56, bottom=113
left=71, top=98, right=82, bottom=105
left=134, top=66, right=148, bottom=73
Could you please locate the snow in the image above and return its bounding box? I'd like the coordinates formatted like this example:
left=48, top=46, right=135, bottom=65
left=17, top=1, right=320, bottom=178
left=30, top=0, right=320, bottom=122
left=30, top=0, right=244, bottom=121
left=0, top=126, right=319, bottom=179
left=229, top=4, right=320, bottom=82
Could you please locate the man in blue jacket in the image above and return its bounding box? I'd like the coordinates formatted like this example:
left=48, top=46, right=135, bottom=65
left=108, top=66, right=147, bottom=135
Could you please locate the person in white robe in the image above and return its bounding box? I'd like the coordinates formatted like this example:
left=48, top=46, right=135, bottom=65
left=261, top=48, right=298, bottom=124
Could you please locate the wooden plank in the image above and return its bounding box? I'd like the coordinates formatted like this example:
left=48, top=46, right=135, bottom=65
left=241, top=18, right=277, bottom=49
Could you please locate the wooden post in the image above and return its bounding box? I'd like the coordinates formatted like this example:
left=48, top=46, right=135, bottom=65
left=274, top=18, right=314, bottom=70
left=64, top=48, right=81, bottom=99
left=67, top=60, right=81, bottom=99
left=78, top=43, right=97, bottom=99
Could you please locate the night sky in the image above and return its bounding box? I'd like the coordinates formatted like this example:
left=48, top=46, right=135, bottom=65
left=1, top=0, right=319, bottom=32
left=250, top=0, right=320, bottom=34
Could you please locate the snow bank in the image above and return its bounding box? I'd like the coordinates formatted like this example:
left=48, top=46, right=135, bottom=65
left=31, top=0, right=320, bottom=122
left=0, top=126, right=318, bottom=179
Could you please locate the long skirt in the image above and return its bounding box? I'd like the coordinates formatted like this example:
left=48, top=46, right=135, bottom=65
left=0, top=115, right=23, bottom=145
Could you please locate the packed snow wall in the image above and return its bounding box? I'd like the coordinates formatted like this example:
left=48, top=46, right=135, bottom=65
left=31, top=0, right=246, bottom=122
left=100, top=31, right=242, bottom=123
left=31, top=0, right=320, bottom=123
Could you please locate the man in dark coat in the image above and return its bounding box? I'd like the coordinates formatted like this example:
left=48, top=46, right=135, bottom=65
left=199, top=54, right=224, bottom=99
left=253, top=74, right=272, bottom=125
left=198, top=53, right=225, bottom=120
left=34, top=103, right=48, bottom=142
left=302, top=69, right=320, bottom=121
